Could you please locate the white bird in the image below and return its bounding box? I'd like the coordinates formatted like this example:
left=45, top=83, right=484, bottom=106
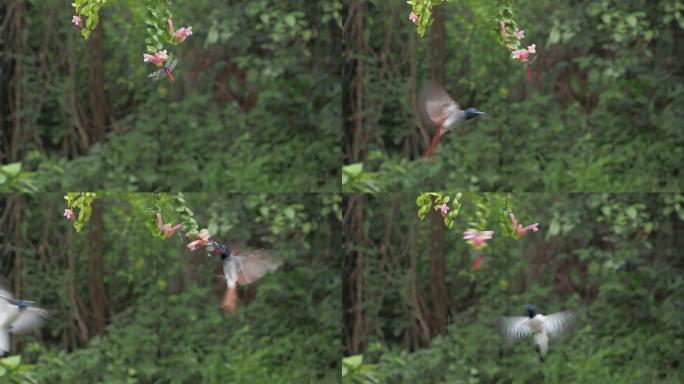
left=500, top=304, right=576, bottom=361
left=0, top=287, right=50, bottom=355
left=418, top=82, right=485, bottom=159
left=209, top=242, right=280, bottom=314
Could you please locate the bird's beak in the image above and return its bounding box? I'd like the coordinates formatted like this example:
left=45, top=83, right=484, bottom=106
left=476, top=111, right=485, bottom=116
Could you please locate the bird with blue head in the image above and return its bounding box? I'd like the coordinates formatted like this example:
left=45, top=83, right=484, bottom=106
left=500, top=304, right=576, bottom=361
left=208, top=241, right=280, bottom=314
left=419, top=82, right=485, bottom=159
left=0, top=285, right=50, bottom=356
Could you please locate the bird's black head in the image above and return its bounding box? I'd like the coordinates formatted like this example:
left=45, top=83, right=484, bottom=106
left=210, top=241, right=231, bottom=260
left=524, top=304, right=538, bottom=318
left=463, top=107, right=485, bottom=121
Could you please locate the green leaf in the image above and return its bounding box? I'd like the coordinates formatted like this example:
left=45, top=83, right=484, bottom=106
left=342, top=355, right=363, bottom=370
left=0, top=162, right=21, bottom=176
left=0, top=355, right=21, bottom=369
left=342, top=163, right=363, bottom=177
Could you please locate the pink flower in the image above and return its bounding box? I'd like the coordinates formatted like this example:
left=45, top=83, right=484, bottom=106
left=499, top=20, right=507, bottom=37
left=514, top=30, right=525, bottom=39
left=409, top=12, right=418, bottom=25
left=167, top=19, right=175, bottom=35
left=175, top=27, right=193, bottom=44
left=72, top=16, right=83, bottom=28
left=156, top=212, right=182, bottom=239
left=439, top=203, right=449, bottom=217
left=143, top=50, right=168, bottom=66
left=472, top=255, right=484, bottom=270
left=64, top=209, right=75, bottom=221
left=511, top=49, right=530, bottom=63
left=509, top=212, right=540, bottom=237
left=527, top=44, right=536, bottom=54
left=186, top=229, right=211, bottom=250
left=463, top=229, right=494, bottom=249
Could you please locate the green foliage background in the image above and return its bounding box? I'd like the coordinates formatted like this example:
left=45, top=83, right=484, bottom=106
left=343, top=0, right=684, bottom=192
left=0, top=193, right=340, bottom=383
left=343, top=193, right=684, bottom=383
left=1, top=0, right=341, bottom=192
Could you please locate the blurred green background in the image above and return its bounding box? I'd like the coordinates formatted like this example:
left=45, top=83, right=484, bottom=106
left=343, top=0, right=684, bottom=192
left=343, top=193, right=684, bottom=383
left=0, top=0, right=341, bottom=192
left=0, top=193, right=340, bottom=383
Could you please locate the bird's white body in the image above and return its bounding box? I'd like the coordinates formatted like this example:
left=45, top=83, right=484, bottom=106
left=0, top=287, right=49, bottom=355
left=422, top=87, right=465, bottom=136
left=440, top=101, right=465, bottom=133
left=501, top=310, right=575, bottom=358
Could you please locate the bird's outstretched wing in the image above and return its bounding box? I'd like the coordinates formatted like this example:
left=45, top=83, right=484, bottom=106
left=234, top=250, right=280, bottom=286
left=419, top=82, right=460, bottom=126
left=544, top=311, right=576, bottom=339
left=500, top=316, right=533, bottom=344
left=9, top=307, right=50, bottom=334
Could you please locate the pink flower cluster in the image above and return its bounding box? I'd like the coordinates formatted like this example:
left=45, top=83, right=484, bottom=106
left=156, top=212, right=182, bottom=239
left=143, top=50, right=168, bottom=66
left=64, top=209, right=75, bottom=221
left=509, top=212, right=540, bottom=238
left=175, top=27, right=193, bottom=44
left=463, top=229, right=494, bottom=250
left=439, top=203, right=449, bottom=217
left=409, top=12, right=418, bottom=25
left=72, top=15, right=83, bottom=29
left=155, top=212, right=212, bottom=251
left=499, top=20, right=537, bottom=80
left=167, top=19, right=193, bottom=44
left=511, top=44, right=536, bottom=63
left=187, top=229, right=211, bottom=251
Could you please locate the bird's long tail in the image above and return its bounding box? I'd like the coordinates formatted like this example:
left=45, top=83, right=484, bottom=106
left=221, top=284, right=238, bottom=314
left=164, top=68, right=175, bottom=83
left=423, top=124, right=443, bottom=159
left=535, top=332, right=549, bottom=361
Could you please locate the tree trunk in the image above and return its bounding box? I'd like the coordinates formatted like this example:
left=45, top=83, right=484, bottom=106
left=88, top=24, right=107, bottom=144
left=430, top=5, right=446, bottom=85
left=88, top=200, right=107, bottom=335
left=429, top=209, right=448, bottom=336
left=9, top=0, right=23, bottom=160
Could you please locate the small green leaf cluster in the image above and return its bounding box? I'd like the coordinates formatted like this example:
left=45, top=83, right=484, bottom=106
left=71, top=0, right=110, bottom=39
left=144, top=0, right=174, bottom=53
left=64, top=192, right=100, bottom=232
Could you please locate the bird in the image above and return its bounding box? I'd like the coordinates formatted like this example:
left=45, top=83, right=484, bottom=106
left=209, top=241, right=280, bottom=314
left=0, top=286, right=50, bottom=356
left=418, top=82, right=485, bottom=159
left=500, top=304, right=576, bottom=361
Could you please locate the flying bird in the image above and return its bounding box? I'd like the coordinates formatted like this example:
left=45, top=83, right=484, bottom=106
left=0, top=286, right=50, bottom=356
left=500, top=304, right=576, bottom=361
left=209, top=241, right=280, bottom=314
left=148, top=55, right=178, bottom=83
left=418, top=82, right=485, bottom=159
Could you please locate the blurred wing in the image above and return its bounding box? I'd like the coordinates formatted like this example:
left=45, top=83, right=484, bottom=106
left=234, top=250, right=280, bottom=285
left=543, top=311, right=576, bottom=339
left=0, top=288, right=14, bottom=301
left=0, top=300, right=8, bottom=325
left=9, top=307, right=50, bottom=334
left=148, top=68, right=165, bottom=80
left=167, top=59, right=177, bottom=72
left=0, top=284, right=14, bottom=325
left=419, top=82, right=460, bottom=126
left=500, top=316, right=533, bottom=344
